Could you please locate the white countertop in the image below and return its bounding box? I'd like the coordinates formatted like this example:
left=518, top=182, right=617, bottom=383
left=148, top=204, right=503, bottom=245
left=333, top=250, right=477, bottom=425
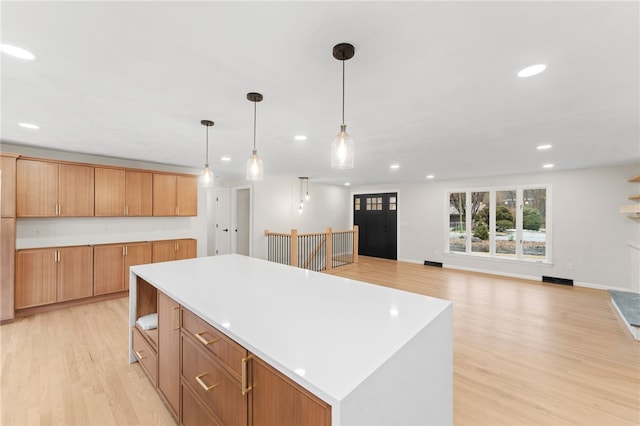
left=131, top=254, right=451, bottom=407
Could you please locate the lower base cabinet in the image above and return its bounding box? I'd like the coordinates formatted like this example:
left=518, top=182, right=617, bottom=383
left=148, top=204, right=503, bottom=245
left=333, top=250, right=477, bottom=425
left=182, top=382, right=220, bottom=426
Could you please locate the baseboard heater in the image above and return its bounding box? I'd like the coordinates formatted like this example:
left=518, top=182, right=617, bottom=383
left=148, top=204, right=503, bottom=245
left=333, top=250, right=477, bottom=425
left=542, top=275, right=573, bottom=286
left=423, top=260, right=443, bottom=268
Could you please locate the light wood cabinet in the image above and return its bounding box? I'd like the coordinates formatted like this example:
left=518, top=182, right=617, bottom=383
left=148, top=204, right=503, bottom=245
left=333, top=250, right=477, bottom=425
left=251, top=356, right=331, bottom=426
left=133, top=325, right=158, bottom=387
left=15, top=246, right=93, bottom=309
left=153, top=174, right=197, bottom=216
left=16, top=159, right=94, bottom=217
left=94, top=242, right=151, bottom=295
left=157, top=291, right=180, bottom=420
left=1, top=154, right=17, bottom=217
left=95, top=168, right=152, bottom=216
left=1, top=218, right=16, bottom=322
left=152, top=239, right=196, bottom=263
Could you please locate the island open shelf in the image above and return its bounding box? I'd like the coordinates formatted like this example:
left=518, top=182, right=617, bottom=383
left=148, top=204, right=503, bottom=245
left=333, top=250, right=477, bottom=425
left=129, top=254, right=452, bottom=425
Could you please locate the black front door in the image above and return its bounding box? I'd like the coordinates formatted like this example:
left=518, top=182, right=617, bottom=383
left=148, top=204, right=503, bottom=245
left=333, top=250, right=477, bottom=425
left=353, top=193, right=397, bottom=260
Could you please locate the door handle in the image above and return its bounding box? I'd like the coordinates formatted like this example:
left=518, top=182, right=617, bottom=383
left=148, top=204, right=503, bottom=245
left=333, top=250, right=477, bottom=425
left=222, top=228, right=229, bottom=232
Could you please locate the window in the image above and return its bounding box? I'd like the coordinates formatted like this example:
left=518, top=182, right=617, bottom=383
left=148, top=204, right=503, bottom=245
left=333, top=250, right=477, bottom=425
left=366, top=197, right=383, bottom=211
left=446, top=186, right=550, bottom=262
left=389, top=196, right=397, bottom=211
left=355, top=197, right=360, bottom=211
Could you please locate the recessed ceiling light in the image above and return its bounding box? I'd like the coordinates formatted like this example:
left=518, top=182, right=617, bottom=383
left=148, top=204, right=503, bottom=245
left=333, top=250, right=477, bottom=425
left=390, top=164, right=400, bottom=170
left=1, top=44, right=35, bottom=60
left=344, top=182, right=351, bottom=186
left=426, top=174, right=435, bottom=179
left=543, top=163, right=554, bottom=168
left=518, top=64, right=546, bottom=78
left=294, top=135, right=307, bottom=141
left=537, top=144, right=552, bottom=150
left=19, top=122, right=39, bottom=129
left=389, top=308, right=399, bottom=317
left=220, top=156, right=231, bottom=162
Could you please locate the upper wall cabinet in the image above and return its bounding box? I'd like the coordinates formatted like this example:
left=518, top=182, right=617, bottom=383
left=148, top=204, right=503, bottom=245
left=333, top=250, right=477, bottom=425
left=17, top=159, right=94, bottom=217
left=153, top=174, right=197, bottom=217
left=1, top=153, right=18, bottom=218
left=95, top=168, right=152, bottom=216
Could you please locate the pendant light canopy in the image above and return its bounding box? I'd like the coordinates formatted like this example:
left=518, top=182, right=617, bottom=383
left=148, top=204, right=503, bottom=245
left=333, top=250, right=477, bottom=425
left=246, top=92, right=264, bottom=181
left=331, top=43, right=355, bottom=169
left=199, top=119, right=214, bottom=188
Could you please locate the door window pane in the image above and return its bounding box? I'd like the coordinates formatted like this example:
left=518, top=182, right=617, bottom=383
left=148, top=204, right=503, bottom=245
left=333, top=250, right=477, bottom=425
left=522, top=188, right=546, bottom=260
left=471, top=191, right=490, bottom=255
left=355, top=198, right=360, bottom=211
left=495, top=190, right=516, bottom=257
left=449, top=192, right=466, bottom=252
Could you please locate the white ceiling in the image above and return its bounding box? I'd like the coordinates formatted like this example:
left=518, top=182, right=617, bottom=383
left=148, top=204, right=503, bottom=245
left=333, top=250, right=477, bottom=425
left=1, top=1, right=638, bottom=186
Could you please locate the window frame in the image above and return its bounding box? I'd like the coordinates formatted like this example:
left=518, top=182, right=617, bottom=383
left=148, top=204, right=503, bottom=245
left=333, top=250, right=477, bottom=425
left=444, top=185, right=552, bottom=264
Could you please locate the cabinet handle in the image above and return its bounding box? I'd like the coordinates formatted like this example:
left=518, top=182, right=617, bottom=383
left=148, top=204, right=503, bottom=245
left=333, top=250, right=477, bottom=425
left=195, top=373, right=218, bottom=392
left=125, top=246, right=128, bottom=256
left=123, top=246, right=126, bottom=256
left=241, top=355, right=253, bottom=395
left=194, top=332, right=219, bottom=346
left=57, top=251, right=60, bottom=263
left=172, top=307, right=179, bottom=330
left=135, top=350, right=146, bottom=360
left=53, top=251, right=57, bottom=263
left=175, top=242, right=179, bottom=252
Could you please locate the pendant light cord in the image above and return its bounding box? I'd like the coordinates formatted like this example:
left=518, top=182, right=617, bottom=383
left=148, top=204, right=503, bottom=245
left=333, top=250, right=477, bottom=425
left=253, top=101, right=257, bottom=151
left=342, top=60, right=345, bottom=125
left=205, top=125, right=209, bottom=164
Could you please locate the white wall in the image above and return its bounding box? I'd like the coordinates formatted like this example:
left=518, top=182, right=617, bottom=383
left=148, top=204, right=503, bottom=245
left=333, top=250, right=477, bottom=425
left=250, top=175, right=351, bottom=259
left=3, top=143, right=208, bottom=256
left=352, top=164, right=640, bottom=292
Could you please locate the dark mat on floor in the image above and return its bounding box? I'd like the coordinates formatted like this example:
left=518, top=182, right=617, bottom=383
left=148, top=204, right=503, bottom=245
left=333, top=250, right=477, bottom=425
left=609, top=290, right=640, bottom=327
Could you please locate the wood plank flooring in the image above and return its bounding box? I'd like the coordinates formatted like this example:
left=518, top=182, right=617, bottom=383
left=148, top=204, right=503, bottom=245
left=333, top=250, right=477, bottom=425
left=1, top=256, right=638, bottom=425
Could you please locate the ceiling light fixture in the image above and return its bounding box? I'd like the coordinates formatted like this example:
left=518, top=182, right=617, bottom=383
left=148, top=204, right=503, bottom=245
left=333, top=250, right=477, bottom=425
left=543, top=163, right=554, bottom=168
left=344, top=182, right=351, bottom=186
left=426, top=174, right=435, bottom=179
left=199, top=120, right=214, bottom=188
left=518, top=64, right=546, bottom=78
left=221, top=156, right=231, bottom=162
left=537, top=144, right=552, bottom=150
left=298, top=177, right=308, bottom=214
left=246, top=92, right=264, bottom=181
left=294, top=135, right=307, bottom=141
left=1, top=43, right=35, bottom=60
left=305, top=178, right=310, bottom=201
left=19, top=122, right=39, bottom=129
left=331, top=43, right=355, bottom=169
left=390, top=164, right=400, bottom=170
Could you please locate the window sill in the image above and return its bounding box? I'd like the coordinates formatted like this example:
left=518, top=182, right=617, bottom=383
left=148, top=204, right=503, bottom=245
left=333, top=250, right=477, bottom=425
left=444, top=250, right=553, bottom=266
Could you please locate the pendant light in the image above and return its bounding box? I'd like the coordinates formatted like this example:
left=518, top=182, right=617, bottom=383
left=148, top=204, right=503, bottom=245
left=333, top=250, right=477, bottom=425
left=298, top=177, right=307, bottom=214
left=199, top=119, right=214, bottom=188
left=246, top=92, right=264, bottom=181
left=331, top=43, right=355, bottom=169
left=305, top=178, right=310, bottom=201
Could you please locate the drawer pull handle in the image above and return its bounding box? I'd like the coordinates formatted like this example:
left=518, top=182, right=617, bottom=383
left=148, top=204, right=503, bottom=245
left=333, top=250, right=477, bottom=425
left=242, top=355, right=253, bottom=395
left=135, top=350, right=146, bottom=360
left=195, top=373, right=219, bottom=392
left=195, top=332, right=219, bottom=346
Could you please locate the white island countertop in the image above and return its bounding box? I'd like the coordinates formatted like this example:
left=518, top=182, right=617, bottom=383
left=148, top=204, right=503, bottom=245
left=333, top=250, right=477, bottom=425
left=130, top=254, right=452, bottom=425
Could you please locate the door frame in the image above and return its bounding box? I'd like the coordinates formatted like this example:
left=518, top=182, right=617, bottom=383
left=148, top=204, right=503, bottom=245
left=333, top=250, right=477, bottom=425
left=350, top=188, right=401, bottom=260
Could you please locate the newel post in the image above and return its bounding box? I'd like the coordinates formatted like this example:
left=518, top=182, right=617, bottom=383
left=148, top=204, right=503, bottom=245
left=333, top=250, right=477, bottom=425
left=353, top=225, right=359, bottom=263
left=325, top=227, right=333, bottom=270
left=290, top=229, right=298, bottom=267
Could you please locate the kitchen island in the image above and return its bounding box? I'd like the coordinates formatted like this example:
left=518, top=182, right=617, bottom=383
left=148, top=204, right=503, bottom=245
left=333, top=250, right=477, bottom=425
left=129, top=254, right=452, bottom=425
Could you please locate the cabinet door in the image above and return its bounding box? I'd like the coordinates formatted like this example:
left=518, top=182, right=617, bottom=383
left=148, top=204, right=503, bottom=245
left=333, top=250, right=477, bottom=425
left=152, top=241, right=177, bottom=263
left=250, top=356, right=331, bottom=426
left=15, top=248, right=57, bottom=309
left=95, top=168, right=125, bottom=216
left=158, top=291, right=180, bottom=419
left=57, top=246, right=93, bottom=302
left=16, top=159, right=58, bottom=217
left=58, top=164, right=94, bottom=217
left=94, top=245, right=125, bottom=295
left=1, top=218, right=16, bottom=320
left=125, top=171, right=152, bottom=216
left=1, top=155, right=17, bottom=218
left=176, top=239, right=197, bottom=260
left=153, top=174, right=177, bottom=216
left=177, top=175, right=197, bottom=216
left=123, top=243, right=152, bottom=290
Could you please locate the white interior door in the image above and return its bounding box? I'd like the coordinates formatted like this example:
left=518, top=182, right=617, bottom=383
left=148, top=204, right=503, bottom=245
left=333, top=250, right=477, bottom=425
left=215, top=189, right=231, bottom=255
left=235, top=188, right=250, bottom=256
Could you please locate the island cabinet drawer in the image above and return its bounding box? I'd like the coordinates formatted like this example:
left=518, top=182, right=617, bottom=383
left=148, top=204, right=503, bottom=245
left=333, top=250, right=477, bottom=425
left=132, top=326, right=157, bottom=386
left=181, top=381, right=221, bottom=426
left=181, top=307, right=247, bottom=380
left=181, top=334, right=248, bottom=426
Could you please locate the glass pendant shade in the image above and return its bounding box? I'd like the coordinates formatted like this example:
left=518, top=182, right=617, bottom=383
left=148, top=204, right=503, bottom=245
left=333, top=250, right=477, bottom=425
left=246, top=149, right=264, bottom=181
left=200, top=164, right=214, bottom=188
left=331, top=124, right=354, bottom=169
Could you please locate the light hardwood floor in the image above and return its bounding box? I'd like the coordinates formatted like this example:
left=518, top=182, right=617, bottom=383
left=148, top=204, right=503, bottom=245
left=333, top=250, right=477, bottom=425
left=1, top=256, right=639, bottom=425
